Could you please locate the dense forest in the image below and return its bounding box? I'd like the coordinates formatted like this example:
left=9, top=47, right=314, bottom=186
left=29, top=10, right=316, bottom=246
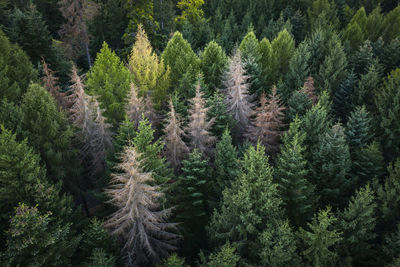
left=1, top=0, right=400, bottom=266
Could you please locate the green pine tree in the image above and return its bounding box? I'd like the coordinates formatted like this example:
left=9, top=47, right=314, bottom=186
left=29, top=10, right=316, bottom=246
left=206, top=242, right=240, bottom=267
left=333, top=71, right=357, bottom=122
left=270, top=29, right=295, bottom=83
left=206, top=92, right=235, bottom=138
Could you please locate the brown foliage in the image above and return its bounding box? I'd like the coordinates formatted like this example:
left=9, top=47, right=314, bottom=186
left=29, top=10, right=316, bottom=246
left=105, top=146, right=179, bottom=266
left=246, top=86, right=286, bottom=155
left=186, top=83, right=216, bottom=156
left=301, top=76, right=318, bottom=104
left=163, top=99, right=189, bottom=171
left=223, top=49, right=254, bottom=133
left=126, top=83, right=144, bottom=129
left=41, top=59, right=67, bottom=109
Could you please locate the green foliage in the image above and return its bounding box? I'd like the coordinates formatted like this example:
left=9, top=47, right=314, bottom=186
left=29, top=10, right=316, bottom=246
left=345, top=106, right=373, bottom=152
left=308, top=0, right=339, bottom=31
left=333, top=71, right=357, bottom=121
left=1, top=203, right=80, bottom=267
left=20, top=83, right=77, bottom=183
left=382, top=5, right=400, bottom=41
left=207, top=242, right=240, bottom=267
left=276, top=118, right=316, bottom=227
left=343, top=7, right=367, bottom=50
left=0, top=29, right=37, bottom=102
left=200, top=41, right=228, bottom=94
left=84, top=248, right=116, bottom=267
left=133, top=117, right=171, bottom=184
left=337, top=185, right=377, bottom=265
left=157, top=254, right=187, bottom=267
left=0, top=98, right=25, bottom=139
left=206, top=92, right=235, bottom=137
left=353, top=63, right=381, bottom=108
left=271, top=29, right=295, bottom=83
left=239, top=30, right=261, bottom=63
left=259, top=37, right=274, bottom=89
left=162, top=31, right=199, bottom=86
left=286, top=90, right=313, bottom=122
left=298, top=207, right=342, bottom=267
left=86, top=42, right=131, bottom=125
left=176, top=0, right=205, bottom=25
left=214, top=129, right=239, bottom=198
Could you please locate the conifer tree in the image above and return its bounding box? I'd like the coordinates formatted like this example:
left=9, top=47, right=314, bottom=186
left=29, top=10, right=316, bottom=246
left=164, top=99, right=189, bottom=171
left=133, top=116, right=171, bottom=184
left=105, top=146, right=178, bottom=266
left=86, top=42, right=131, bottom=125
left=343, top=7, right=367, bottom=50
left=375, top=69, right=400, bottom=162
left=275, top=117, right=316, bottom=227
left=206, top=242, right=240, bottom=267
left=270, top=29, right=295, bottom=82
left=353, top=63, right=381, bottom=108
left=246, top=87, right=286, bottom=155
left=162, top=31, right=199, bottom=86
left=307, top=0, right=339, bottom=31
left=286, top=90, right=313, bottom=122
left=259, top=37, right=274, bottom=89
left=0, top=99, right=25, bottom=139
left=200, top=41, right=228, bottom=94
left=129, top=24, right=170, bottom=109
left=298, top=207, right=342, bottom=267
left=337, top=184, right=377, bottom=265
left=223, top=49, right=254, bottom=134
left=333, top=71, right=357, bottom=121
left=0, top=29, right=37, bottom=102
left=208, top=144, right=286, bottom=263
left=186, top=83, right=216, bottom=156
left=41, top=59, right=66, bottom=109
left=214, top=129, right=239, bottom=197
left=345, top=106, right=373, bottom=153
left=311, top=124, right=351, bottom=208
left=206, top=92, right=235, bottom=138
left=382, top=5, right=400, bottom=41
left=125, top=83, right=144, bottom=130
left=302, top=76, right=318, bottom=104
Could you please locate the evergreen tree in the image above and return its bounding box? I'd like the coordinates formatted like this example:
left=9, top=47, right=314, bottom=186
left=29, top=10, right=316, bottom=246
left=105, top=146, right=178, bottom=266
left=0, top=29, right=37, bottom=102
left=133, top=116, right=171, bottom=184
left=125, top=83, right=144, bottom=130
left=214, top=129, right=240, bottom=197
left=129, top=24, right=170, bottom=109
left=375, top=69, right=400, bottom=162
left=307, top=0, right=339, bottom=31
left=175, top=0, right=205, bottom=25
left=337, top=184, right=377, bottom=265
left=333, top=71, right=357, bottom=122
left=275, top=117, right=316, bottom=227
left=343, top=7, right=367, bottom=50
left=163, top=99, right=189, bottom=171
left=345, top=106, right=373, bottom=153
left=186, top=83, right=216, bottom=157
left=206, top=242, right=240, bottom=267
left=246, top=88, right=286, bottom=155
left=298, top=207, right=342, bottom=267
left=382, top=5, right=400, bottom=41
left=223, top=49, right=254, bottom=134
left=41, top=59, right=67, bottom=109
left=162, top=31, right=200, bottom=86
left=302, top=76, right=318, bottom=104
left=86, top=42, right=131, bottom=126
left=259, top=37, right=274, bottom=90
left=270, top=29, right=295, bottom=83
left=208, top=144, right=285, bottom=263
left=200, top=41, right=228, bottom=94
left=0, top=99, right=25, bottom=139
left=353, top=63, right=381, bottom=108
left=311, top=124, right=351, bottom=208
left=206, top=92, right=235, bottom=138
left=286, top=90, right=313, bottom=122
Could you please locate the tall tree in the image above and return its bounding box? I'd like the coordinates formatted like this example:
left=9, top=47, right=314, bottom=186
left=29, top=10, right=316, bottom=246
left=246, top=87, right=286, bottom=156
left=105, top=146, right=178, bottom=266
left=275, top=117, right=316, bottom=227
left=175, top=0, right=205, bottom=25
left=163, top=99, right=189, bottom=171
left=186, top=83, right=216, bottom=157
left=206, top=92, right=235, bottom=138
left=125, top=83, right=144, bottom=130
left=333, top=71, right=357, bottom=122
left=41, top=59, right=67, bottom=109
left=270, top=29, right=295, bottom=83
left=86, top=42, right=131, bottom=126
left=128, top=24, right=170, bottom=109
left=223, top=49, right=254, bottom=134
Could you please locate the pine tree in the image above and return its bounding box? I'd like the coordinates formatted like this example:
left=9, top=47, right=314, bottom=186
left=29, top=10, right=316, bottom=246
left=375, top=69, right=400, bottom=162
left=200, top=41, right=228, bottom=94
left=214, top=129, right=239, bottom=197
left=206, top=242, right=241, bottom=267
left=353, top=63, right=381, bottom=108
left=275, top=117, right=316, bottom=227
left=186, top=83, right=216, bottom=156
left=163, top=99, right=189, bottom=171
left=270, top=29, right=295, bottom=83
left=208, top=144, right=285, bottom=262
left=343, top=7, right=367, bottom=50
left=246, top=87, right=286, bottom=155
left=311, top=124, right=351, bottom=208
left=337, top=184, right=377, bottom=265
left=161, top=31, right=199, bottom=86
left=223, top=49, right=254, bottom=134
left=298, top=207, right=342, bottom=267
left=105, top=146, right=178, bottom=266
left=0, top=99, right=25, bottom=139
left=41, top=59, right=66, bottom=109
left=345, top=106, right=373, bottom=153
left=259, top=37, right=274, bottom=89
left=333, top=71, right=357, bottom=122
left=286, top=90, right=313, bottom=122
left=125, top=83, right=144, bottom=130
left=302, top=76, right=318, bottom=104
left=382, top=5, right=400, bottom=41
left=206, top=92, right=235, bottom=138
left=175, top=0, right=205, bottom=25
left=307, top=0, right=339, bottom=31
left=129, top=24, right=170, bottom=109
left=0, top=29, right=37, bottom=102
left=86, top=42, right=131, bottom=126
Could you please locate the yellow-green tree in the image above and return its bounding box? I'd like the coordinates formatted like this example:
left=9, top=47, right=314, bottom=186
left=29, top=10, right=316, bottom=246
left=129, top=25, right=170, bottom=109
left=175, top=0, right=205, bottom=25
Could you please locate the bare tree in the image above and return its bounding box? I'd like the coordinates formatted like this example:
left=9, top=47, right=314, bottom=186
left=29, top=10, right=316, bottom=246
left=246, top=86, right=286, bottom=155
left=163, top=99, right=189, bottom=171
left=41, top=58, right=67, bottom=109
left=223, top=49, right=254, bottom=133
left=186, top=83, right=216, bottom=157
left=105, top=146, right=179, bottom=266
left=126, top=82, right=144, bottom=129
left=67, top=65, right=113, bottom=175
left=301, top=76, right=318, bottom=104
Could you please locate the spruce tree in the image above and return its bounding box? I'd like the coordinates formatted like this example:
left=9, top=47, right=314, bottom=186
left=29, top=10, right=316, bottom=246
left=206, top=92, right=235, bottom=138
left=353, top=63, right=381, bottom=108
left=125, top=83, right=144, bottom=130
left=186, top=83, right=216, bottom=157
left=246, top=87, right=286, bottom=155
left=163, top=99, right=189, bottom=171
left=286, top=90, right=313, bottom=122
left=302, top=76, right=318, bottom=104
left=161, top=31, right=200, bottom=86
left=333, top=71, right=357, bottom=122
left=223, top=49, right=254, bottom=134
left=275, top=117, right=316, bottom=227
left=41, top=59, right=67, bottom=110
left=86, top=42, right=131, bottom=126
left=382, top=5, right=400, bottom=41
left=270, top=29, right=295, bottom=83
left=298, top=207, right=342, bottom=267
left=200, top=41, right=228, bottom=94
left=345, top=106, right=373, bottom=153
left=129, top=24, right=170, bottom=109
left=0, top=99, right=25, bottom=139
left=259, top=37, right=274, bottom=89
left=206, top=242, right=240, bottom=267
left=105, top=146, right=178, bottom=266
